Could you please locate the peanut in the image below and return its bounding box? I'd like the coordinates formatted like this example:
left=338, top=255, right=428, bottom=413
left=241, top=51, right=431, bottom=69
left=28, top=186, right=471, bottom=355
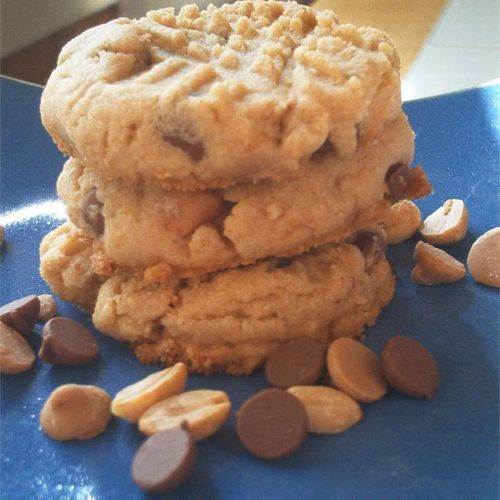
left=420, top=199, right=468, bottom=245
left=112, top=363, right=187, bottom=423
left=384, top=200, right=421, bottom=244
left=287, top=385, right=362, bottom=433
left=138, top=390, right=231, bottom=441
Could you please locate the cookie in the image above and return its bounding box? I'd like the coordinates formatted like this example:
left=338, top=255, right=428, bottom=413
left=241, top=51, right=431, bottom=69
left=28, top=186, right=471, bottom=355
left=40, top=223, right=394, bottom=374
left=56, top=113, right=417, bottom=273
left=41, top=1, right=402, bottom=189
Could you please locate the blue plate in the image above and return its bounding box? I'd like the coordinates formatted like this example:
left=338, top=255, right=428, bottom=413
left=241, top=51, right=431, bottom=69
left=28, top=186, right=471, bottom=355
left=1, top=76, right=499, bottom=500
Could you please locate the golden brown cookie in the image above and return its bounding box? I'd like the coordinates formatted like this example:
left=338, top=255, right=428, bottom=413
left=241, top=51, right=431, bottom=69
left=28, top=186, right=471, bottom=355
left=40, top=223, right=394, bottom=374
left=41, top=1, right=402, bottom=189
left=56, top=113, right=416, bottom=273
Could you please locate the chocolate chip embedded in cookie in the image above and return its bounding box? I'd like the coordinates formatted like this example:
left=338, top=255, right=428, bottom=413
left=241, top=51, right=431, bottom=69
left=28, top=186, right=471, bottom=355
left=81, top=189, right=104, bottom=235
left=41, top=0, right=403, bottom=189
left=353, top=230, right=388, bottom=270
left=385, top=164, right=432, bottom=202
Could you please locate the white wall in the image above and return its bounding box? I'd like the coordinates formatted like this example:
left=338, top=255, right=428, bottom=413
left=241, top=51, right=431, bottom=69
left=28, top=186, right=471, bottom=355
left=118, top=0, right=225, bottom=19
left=1, top=0, right=118, bottom=57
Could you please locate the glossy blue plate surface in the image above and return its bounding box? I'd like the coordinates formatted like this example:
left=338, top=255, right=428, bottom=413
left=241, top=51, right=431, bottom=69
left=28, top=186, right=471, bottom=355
left=1, top=76, right=499, bottom=499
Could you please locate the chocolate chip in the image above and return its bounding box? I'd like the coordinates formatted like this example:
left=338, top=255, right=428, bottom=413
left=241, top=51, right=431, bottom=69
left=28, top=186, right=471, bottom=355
left=311, top=138, right=335, bottom=160
left=353, top=230, right=387, bottom=269
left=385, top=163, right=412, bottom=202
left=265, top=338, right=325, bottom=388
left=0, top=295, right=40, bottom=337
left=236, top=388, right=307, bottom=460
left=81, top=189, right=104, bottom=235
left=39, top=317, right=99, bottom=365
left=165, top=135, right=204, bottom=162
left=381, top=336, right=439, bottom=399
left=132, top=426, right=196, bottom=494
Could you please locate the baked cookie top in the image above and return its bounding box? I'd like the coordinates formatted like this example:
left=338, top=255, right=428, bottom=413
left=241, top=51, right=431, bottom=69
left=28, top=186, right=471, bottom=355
left=41, top=0, right=402, bottom=189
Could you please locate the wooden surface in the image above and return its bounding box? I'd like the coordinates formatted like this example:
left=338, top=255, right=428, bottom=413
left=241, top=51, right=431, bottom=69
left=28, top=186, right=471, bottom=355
left=312, top=0, right=448, bottom=75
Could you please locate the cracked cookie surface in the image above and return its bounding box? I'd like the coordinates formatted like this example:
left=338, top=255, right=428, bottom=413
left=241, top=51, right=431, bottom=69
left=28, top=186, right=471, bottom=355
left=41, top=0, right=402, bottom=189
left=40, top=223, right=395, bottom=374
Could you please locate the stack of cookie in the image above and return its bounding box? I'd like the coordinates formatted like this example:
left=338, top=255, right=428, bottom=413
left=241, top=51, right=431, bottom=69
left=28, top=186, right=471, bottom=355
left=40, top=1, right=430, bottom=374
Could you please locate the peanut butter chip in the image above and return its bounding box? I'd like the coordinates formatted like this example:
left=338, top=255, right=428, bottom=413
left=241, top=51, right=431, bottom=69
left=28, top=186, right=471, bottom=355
left=0, top=322, right=36, bottom=374
left=327, top=338, right=387, bottom=403
left=236, top=388, right=307, bottom=460
left=467, top=227, right=500, bottom=288
left=132, top=426, right=196, bottom=494
left=265, top=338, right=325, bottom=388
left=411, top=241, right=465, bottom=285
left=381, top=336, right=439, bottom=399
left=0, top=295, right=40, bottom=337
left=39, top=317, right=99, bottom=365
left=40, top=384, right=112, bottom=441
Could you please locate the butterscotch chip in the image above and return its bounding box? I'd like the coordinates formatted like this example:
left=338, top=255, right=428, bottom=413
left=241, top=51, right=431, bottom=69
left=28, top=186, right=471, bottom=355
left=0, top=295, right=40, bottom=337
left=265, top=338, right=325, bottom=388
left=38, top=294, right=58, bottom=322
left=132, top=426, right=196, bottom=494
left=467, top=227, right=500, bottom=288
left=327, top=338, right=387, bottom=403
left=287, top=385, right=362, bottom=434
left=411, top=241, right=465, bottom=285
left=381, top=336, right=439, bottom=399
left=112, top=363, right=188, bottom=423
left=40, top=384, right=112, bottom=441
left=236, top=388, right=307, bottom=460
left=0, top=322, right=36, bottom=374
left=138, top=390, right=231, bottom=441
